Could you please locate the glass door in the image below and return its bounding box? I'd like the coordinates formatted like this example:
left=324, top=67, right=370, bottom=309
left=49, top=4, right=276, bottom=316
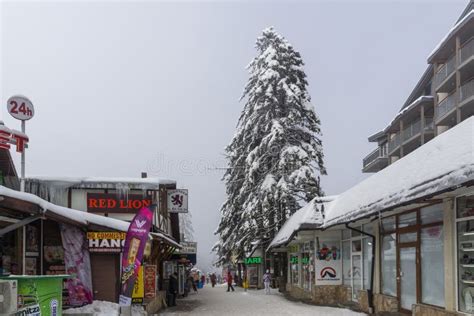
left=351, top=254, right=361, bottom=301
left=398, top=246, right=417, bottom=312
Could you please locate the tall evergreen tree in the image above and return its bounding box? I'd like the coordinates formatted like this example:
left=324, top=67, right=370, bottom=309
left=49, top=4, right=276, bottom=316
left=214, top=27, right=326, bottom=265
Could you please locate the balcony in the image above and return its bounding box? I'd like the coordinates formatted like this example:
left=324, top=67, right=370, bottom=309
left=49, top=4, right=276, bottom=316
left=388, top=133, right=401, bottom=154
left=435, top=92, right=456, bottom=123
left=362, top=147, right=388, bottom=173
left=461, top=38, right=474, bottom=66
left=434, top=55, right=456, bottom=92
left=460, top=79, right=474, bottom=105
left=402, top=119, right=421, bottom=142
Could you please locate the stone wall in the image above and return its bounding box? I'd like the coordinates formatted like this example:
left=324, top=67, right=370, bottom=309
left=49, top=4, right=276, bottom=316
left=286, top=284, right=312, bottom=300
left=357, top=290, right=369, bottom=313
left=373, top=293, right=398, bottom=313
left=312, top=285, right=351, bottom=305
left=412, top=304, right=461, bottom=316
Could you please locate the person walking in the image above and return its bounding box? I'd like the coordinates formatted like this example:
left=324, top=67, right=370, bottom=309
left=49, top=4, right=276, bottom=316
left=210, top=273, right=217, bottom=287
left=226, top=271, right=235, bottom=292
left=263, top=269, right=272, bottom=295
left=168, top=272, right=179, bottom=306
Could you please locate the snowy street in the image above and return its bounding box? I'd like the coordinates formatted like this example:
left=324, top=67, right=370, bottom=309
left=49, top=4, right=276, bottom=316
left=160, top=284, right=365, bottom=316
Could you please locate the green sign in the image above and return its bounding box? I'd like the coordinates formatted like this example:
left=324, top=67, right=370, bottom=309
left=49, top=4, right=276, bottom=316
left=1, top=275, right=68, bottom=316
left=245, top=257, right=262, bottom=264
left=290, top=257, right=309, bottom=264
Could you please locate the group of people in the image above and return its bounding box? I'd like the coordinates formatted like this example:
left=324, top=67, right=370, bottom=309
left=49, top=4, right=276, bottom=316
left=225, top=269, right=272, bottom=294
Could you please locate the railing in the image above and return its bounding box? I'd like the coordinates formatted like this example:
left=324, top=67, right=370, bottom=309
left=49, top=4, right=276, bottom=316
left=424, top=117, right=434, bottom=131
left=402, top=119, right=421, bottom=142
left=460, top=79, right=474, bottom=103
left=434, top=55, right=456, bottom=88
left=461, top=38, right=474, bottom=65
left=388, top=133, right=401, bottom=153
left=435, top=93, right=456, bottom=121
left=362, top=146, right=388, bottom=169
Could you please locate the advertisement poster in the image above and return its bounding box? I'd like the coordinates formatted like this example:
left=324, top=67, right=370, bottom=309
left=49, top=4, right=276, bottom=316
left=119, top=207, right=153, bottom=306
left=43, top=246, right=65, bottom=275
left=132, top=266, right=144, bottom=304
left=60, top=224, right=93, bottom=307
left=144, top=265, right=157, bottom=299
left=86, top=232, right=126, bottom=253
left=315, top=239, right=342, bottom=286
left=14, top=276, right=65, bottom=316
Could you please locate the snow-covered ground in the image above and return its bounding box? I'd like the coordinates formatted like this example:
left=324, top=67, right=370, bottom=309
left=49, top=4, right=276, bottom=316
left=63, top=300, right=146, bottom=316
left=160, top=284, right=365, bottom=316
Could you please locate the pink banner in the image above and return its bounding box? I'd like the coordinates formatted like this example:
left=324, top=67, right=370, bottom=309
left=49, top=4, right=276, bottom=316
left=60, top=224, right=93, bottom=306
left=119, top=207, right=153, bottom=305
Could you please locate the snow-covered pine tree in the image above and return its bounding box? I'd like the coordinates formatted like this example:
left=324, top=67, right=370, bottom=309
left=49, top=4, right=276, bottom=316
left=179, top=212, right=195, bottom=242
left=214, top=27, right=326, bottom=265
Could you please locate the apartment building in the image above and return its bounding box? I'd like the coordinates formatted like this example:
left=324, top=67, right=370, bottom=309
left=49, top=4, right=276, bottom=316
left=363, top=2, right=474, bottom=174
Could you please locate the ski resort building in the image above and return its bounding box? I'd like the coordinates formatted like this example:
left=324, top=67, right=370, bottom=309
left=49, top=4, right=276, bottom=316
left=268, top=3, right=474, bottom=315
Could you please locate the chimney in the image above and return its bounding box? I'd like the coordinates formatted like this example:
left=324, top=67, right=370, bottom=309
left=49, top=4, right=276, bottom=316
left=141, top=172, right=147, bottom=178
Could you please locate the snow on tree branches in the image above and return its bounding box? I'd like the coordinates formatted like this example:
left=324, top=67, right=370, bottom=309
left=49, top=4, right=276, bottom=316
left=213, top=27, right=326, bottom=265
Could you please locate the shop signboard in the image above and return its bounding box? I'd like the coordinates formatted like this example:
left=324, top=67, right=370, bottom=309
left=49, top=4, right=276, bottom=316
left=132, top=266, right=144, bottom=304
left=167, top=189, right=188, bottom=213
left=175, top=241, right=197, bottom=254
left=144, top=265, right=157, bottom=299
left=244, top=257, right=262, bottom=264
left=86, top=232, right=126, bottom=253
left=288, top=244, right=299, bottom=253
left=315, top=240, right=342, bottom=286
left=7, top=95, right=35, bottom=121
left=87, top=193, right=152, bottom=214
left=119, top=207, right=153, bottom=306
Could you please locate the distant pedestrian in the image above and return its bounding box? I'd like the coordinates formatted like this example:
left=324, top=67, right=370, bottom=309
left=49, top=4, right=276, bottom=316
left=226, top=271, right=235, bottom=292
left=168, top=272, right=178, bottom=306
left=210, top=273, right=217, bottom=288
left=201, top=274, right=206, bottom=286
left=263, top=269, right=271, bottom=295
left=193, top=272, right=200, bottom=292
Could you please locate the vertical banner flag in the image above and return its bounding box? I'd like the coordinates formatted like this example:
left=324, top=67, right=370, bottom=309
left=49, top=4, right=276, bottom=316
left=119, top=207, right=153, bottom=306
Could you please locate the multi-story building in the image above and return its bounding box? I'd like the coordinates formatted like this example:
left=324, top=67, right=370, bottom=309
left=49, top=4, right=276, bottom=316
left=363, top=2, right=474, bottom=173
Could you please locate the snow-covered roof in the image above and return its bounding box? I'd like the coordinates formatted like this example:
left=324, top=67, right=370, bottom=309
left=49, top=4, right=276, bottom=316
left=428, top=9, right=474, bottom=62
left=269, top=117, right=474, bottom=248
left=26, top=176, right=176, bottom=190
left=0, top=185, right=130, bottom=231
left=326, top=116, right=474, bottom=226
left=267, top=196, right=337, bottom=249
left=150, top=232, right=181, bottom=249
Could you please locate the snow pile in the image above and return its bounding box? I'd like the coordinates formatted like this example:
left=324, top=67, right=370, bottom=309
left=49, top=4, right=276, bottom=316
left=324, top=115, right=474, bottom=227
left=63, top=301, right=146, bottom=316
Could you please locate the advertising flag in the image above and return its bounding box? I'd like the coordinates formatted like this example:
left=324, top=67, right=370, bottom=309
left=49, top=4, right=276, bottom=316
left=119, top=207, right=153, bottom=306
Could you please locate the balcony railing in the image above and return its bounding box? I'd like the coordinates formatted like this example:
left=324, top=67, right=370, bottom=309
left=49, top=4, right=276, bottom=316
left=434, top=55, right=456, bottom=88
left=424, top=117, right=434, bottom=131
left=402, top=119, right=421, bottom=142
left=461, top=38, right=474, bottom=65
left=362, top=148, right=382, bottom=169
left=435, top=93, right=456, bottom=121
left=388, top=133, right=401, bottom=153
left=460, top=79, right=474, bottom=103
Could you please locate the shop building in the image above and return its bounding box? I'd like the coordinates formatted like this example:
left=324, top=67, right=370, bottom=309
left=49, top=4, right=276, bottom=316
left=268, top=116, right=474, bottom=315
left=23, top=175, right=183, bottom=312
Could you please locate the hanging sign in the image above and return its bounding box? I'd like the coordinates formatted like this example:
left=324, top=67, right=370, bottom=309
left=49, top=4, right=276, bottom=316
left=167, top=189, right=188, bottom=213
left=7, top=95, right=35, bottom=121
left=175, top=241, right=197, bottom=254
left=119, top=207, right=153, bottom=306
left=144, top=265, right=157, bottom=299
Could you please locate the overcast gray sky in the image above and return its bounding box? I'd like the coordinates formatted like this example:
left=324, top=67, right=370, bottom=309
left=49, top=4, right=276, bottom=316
left=0, top=0, right=467, bottom=271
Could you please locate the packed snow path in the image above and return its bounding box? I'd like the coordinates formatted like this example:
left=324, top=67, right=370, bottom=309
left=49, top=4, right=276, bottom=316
left=159, top=284, right=365, bottom=316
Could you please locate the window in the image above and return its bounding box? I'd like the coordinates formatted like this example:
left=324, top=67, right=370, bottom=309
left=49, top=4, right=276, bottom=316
left=421, top=225, right=444, bottom=306
left=381, top=234, right=397, bottom=296
left=457, top=195, right=474, bottom=313
left=290, top=254, right=299, bottom=285
left=342, top=241, right=351, bottom=287
left=363, top=238, right=372, bottom=290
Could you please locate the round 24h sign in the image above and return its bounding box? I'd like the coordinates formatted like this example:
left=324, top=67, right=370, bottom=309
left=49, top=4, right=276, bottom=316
left=7, top=95, right=35, bottom=120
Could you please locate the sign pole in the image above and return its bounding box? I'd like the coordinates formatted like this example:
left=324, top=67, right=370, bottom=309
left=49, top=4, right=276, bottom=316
left=20, top=120, right=25, bottom=192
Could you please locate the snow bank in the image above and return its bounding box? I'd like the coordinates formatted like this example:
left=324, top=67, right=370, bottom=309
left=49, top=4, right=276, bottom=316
left=63, top=301, right=146, bottom=316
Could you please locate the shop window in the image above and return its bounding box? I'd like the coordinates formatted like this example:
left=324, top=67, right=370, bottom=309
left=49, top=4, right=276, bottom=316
left=363, top=238, right=373, bottom=290
left=302, top=252, right=311, bottom=291
left=381, top=234, right=397, bottom=296
left=420, top=204, right=444, bottom=224
left=421, top=225, right=444, bottom=306
left=399, top=211, right=417, bottom=228
left=342, top=230, right=351, bottom=240
left=352, top=240, right=362, bottom=252
left=457, top=195, right=474, bottom=313
left=399, top=232, right=417, bottom=243
left=382, top=217, right=396, bottom=232
left=290, top=254, right=299, bottom=285
left=342, top=241, right=351, bottom=287
left=0, top=228, right=23, bottom=275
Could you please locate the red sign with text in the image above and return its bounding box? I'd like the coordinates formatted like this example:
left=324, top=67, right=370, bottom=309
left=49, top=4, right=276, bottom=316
left=87, top=193, right=152, bottom=214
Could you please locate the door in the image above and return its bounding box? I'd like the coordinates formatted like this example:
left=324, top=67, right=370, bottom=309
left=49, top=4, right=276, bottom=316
left=91, top=253, right=120, bottom=302
left=398, top=245, right=417, bottom=312
left=351, top=254, right=361, bottom=301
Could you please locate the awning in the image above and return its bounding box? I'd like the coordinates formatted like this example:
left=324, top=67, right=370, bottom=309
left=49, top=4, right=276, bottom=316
left=150, top=232, right=182, bottom=249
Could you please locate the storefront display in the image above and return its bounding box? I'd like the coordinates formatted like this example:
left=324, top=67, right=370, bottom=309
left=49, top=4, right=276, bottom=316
left=0, top=228, right=23, bottom=275
left=457, top=195, right=474, bottom=313
left=290, top=254, right=299, bottom=285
